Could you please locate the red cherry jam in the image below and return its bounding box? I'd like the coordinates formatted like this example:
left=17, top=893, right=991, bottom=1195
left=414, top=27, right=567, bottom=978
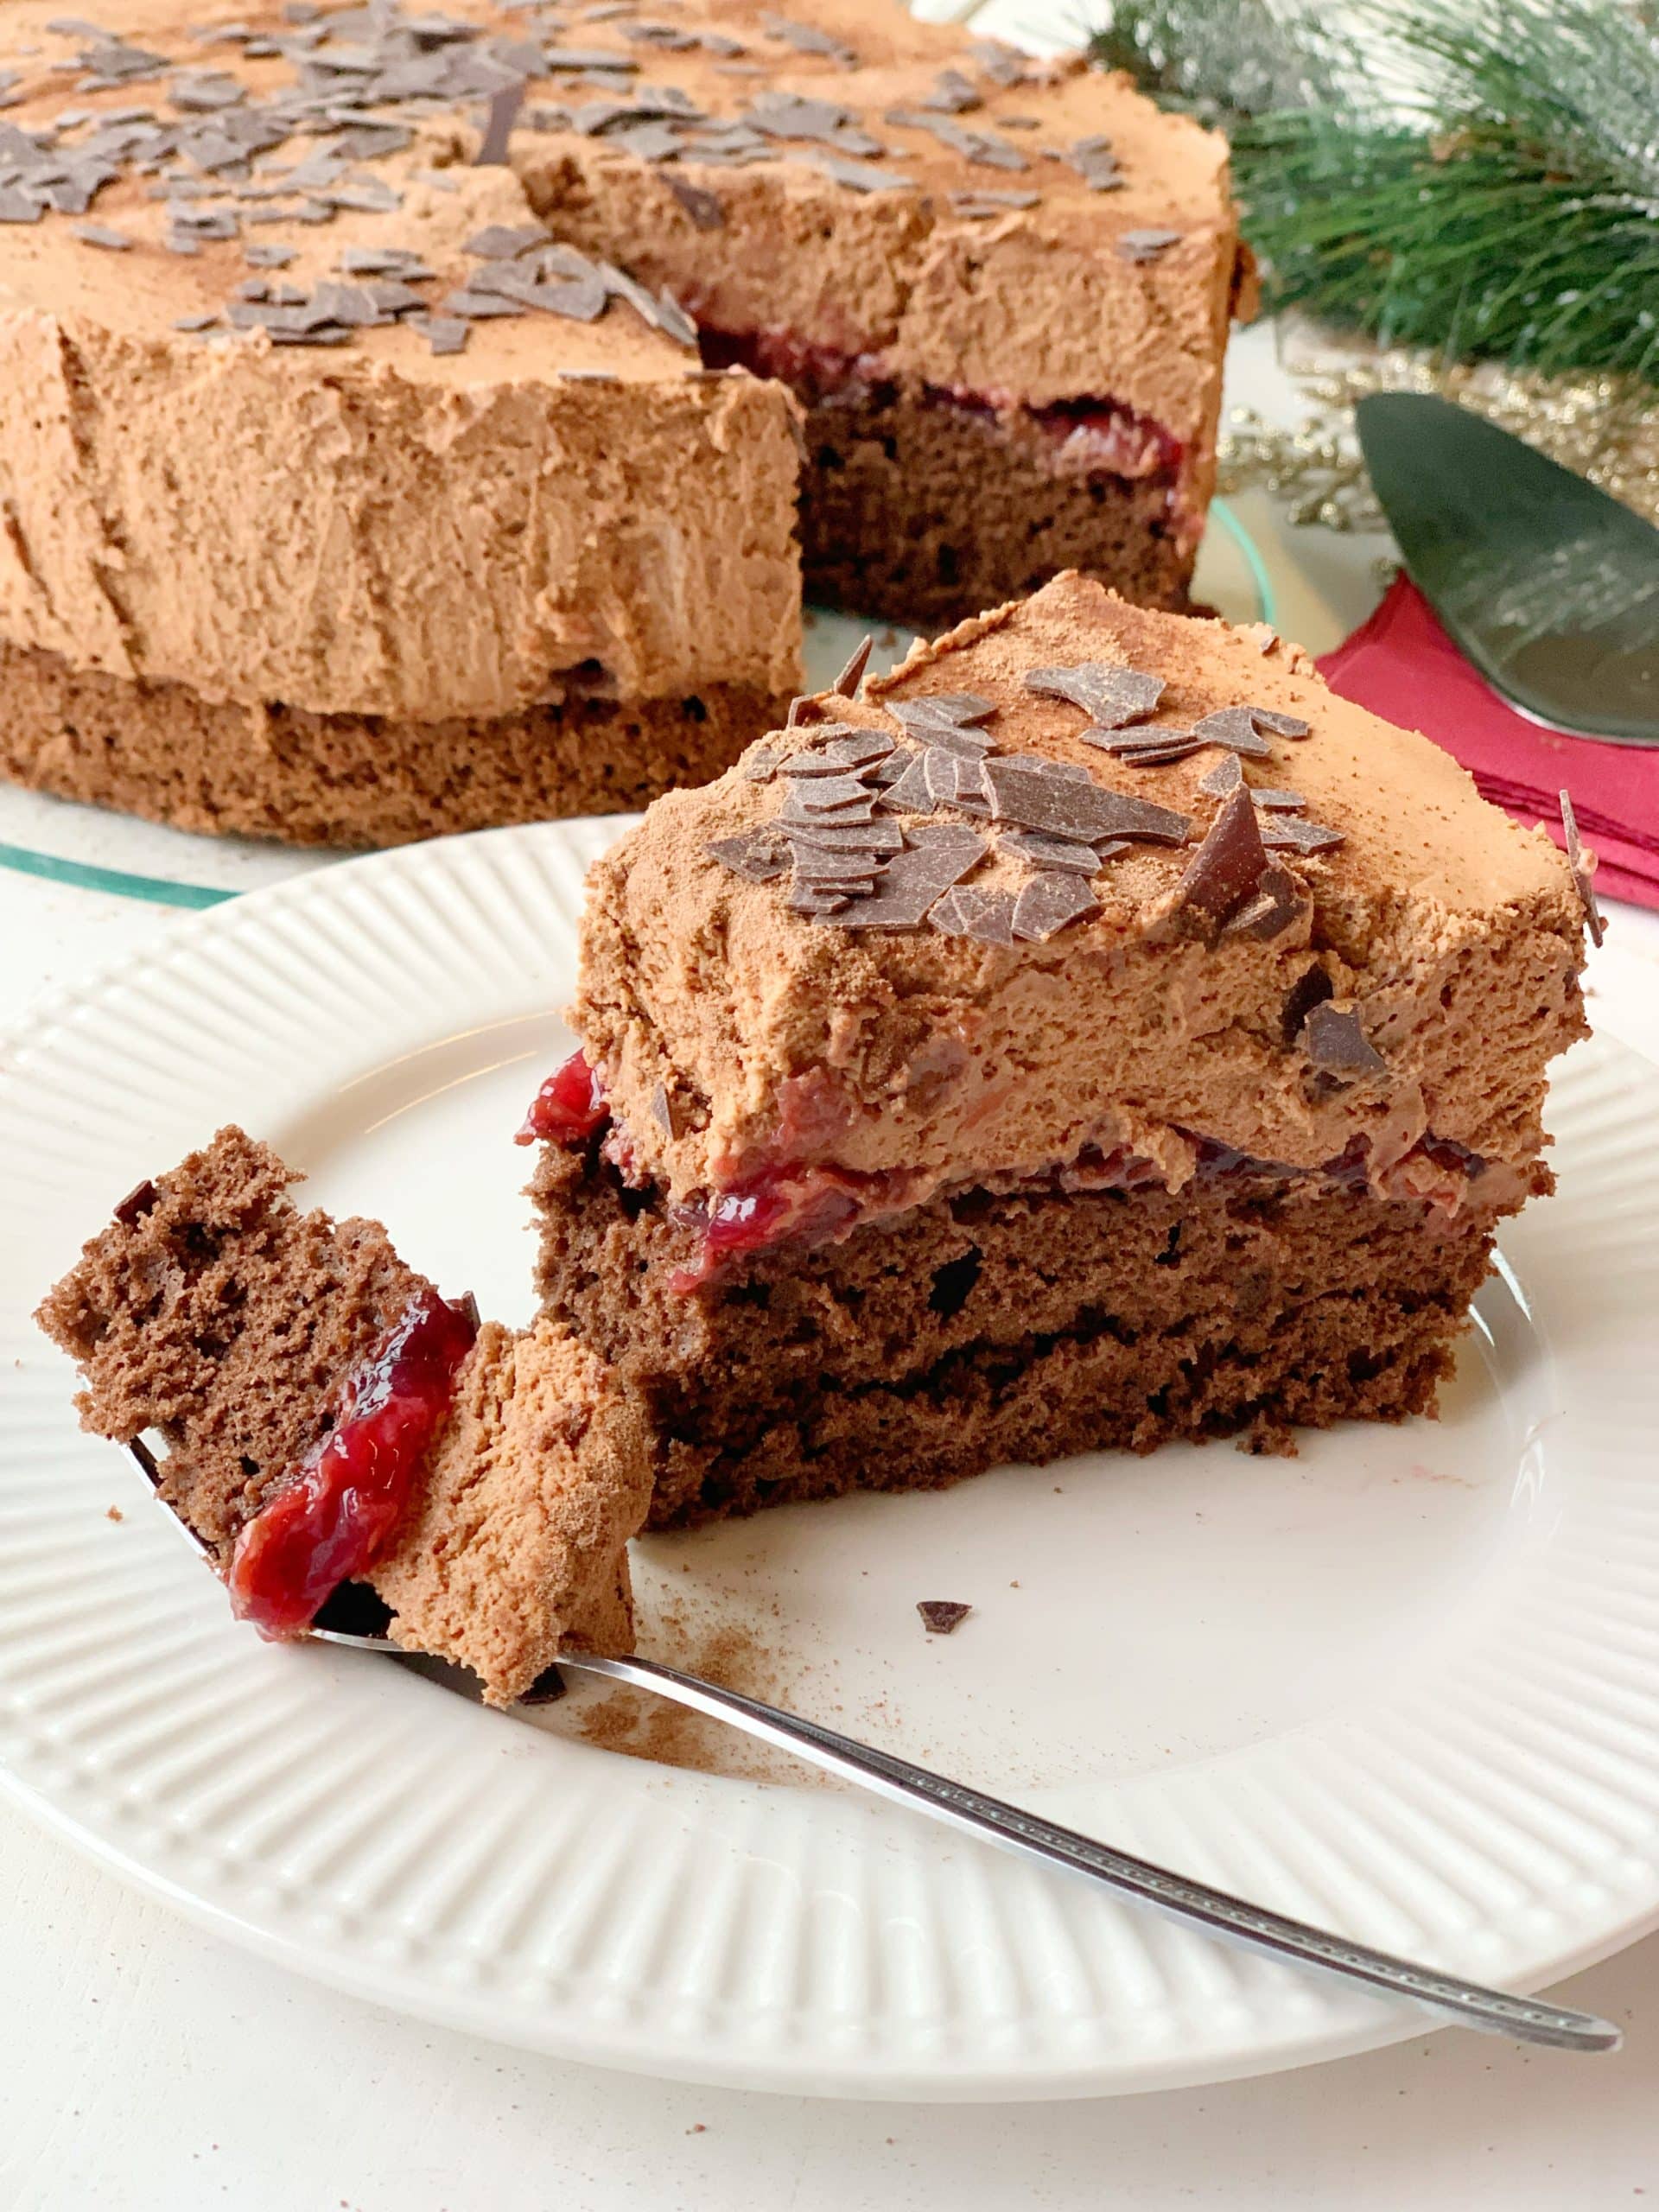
left=517, top=1050, right=609, bottom=1147
left=669, top=1166, right=863, bottom=1292
left=227, top=1287, right=480, bottom=1640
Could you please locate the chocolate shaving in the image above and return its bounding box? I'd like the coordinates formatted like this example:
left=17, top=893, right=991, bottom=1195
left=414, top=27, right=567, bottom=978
left=1251, top=788, right=1305, bottom=811
left=1026, top=662, right=1164, bottom=728
left=950, top=190, right=1039, bottom=217
left=416, top=315, right=469, bottom=355
left=819, top=824, right=987, bottom=930
left=780, top=772, right=877, bottom=812
left=741, top=747, right=779, bottom=783
left=708, top=830, right=789, bottom=882
left=890, top=690, right=996, bottom=729
left=1247, top=706, right=1311, bottom=740
left=1258, top=817, right=1343, bottom=855
left=475, top=79, right=525, bottom=164
left=1223, top=865, right=1305, bottom=944
left=649, top=1081, right=685, bottom=1137
left=1190, top=708, right=1273, bottom=760
left=1118, top=226, right=1182, bottom=263
left=811, top=155, right=915, bottom=194
left=73, top=222, right=131, bottom=248
left=830, top=634, right=874, bottom=699
left=1300, top=1001, right=1386, bottom=1081
left=1560, top=790, right=1605, bottom=949
left=1012, top=872, right=1101, bottom=941
left=929, top=885, right=1016, bottom=944
left=1196, top=753, right=1243, bottom=799
left=874, top=753, right=934, bottom=816
left=783, top=818, right=904, bottom=855
left=467, top=222, right=545, bottom=258
left=982, top=758, right=1190, bottom=846
left=666, top=173, right=723, bottom=229
left=998, top=830, right=1100, bottom=874
left=1158, top=786, right=1268, bottom=934
left=923, top=68, right=981, bottom=113
left=790, top=846, right=882, bottom=887
left=918, top=1600, right=971, bottom=1635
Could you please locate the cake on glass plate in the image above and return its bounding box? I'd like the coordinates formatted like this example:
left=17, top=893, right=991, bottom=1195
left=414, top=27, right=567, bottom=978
left=0, top=0, right=1246, bottom=845
left=526, top=574, right=1592, bottom=1526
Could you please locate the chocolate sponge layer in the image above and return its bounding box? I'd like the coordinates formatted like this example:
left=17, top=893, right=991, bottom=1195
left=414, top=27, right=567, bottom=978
left=35, top=1127, right=431, bottom=1562
left=531, top=1143, right=1522, bottom=1529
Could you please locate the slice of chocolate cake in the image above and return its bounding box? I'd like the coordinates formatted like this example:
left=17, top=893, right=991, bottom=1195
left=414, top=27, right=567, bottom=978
left=528, top=573, right=1592, bottom=1528
left=37, top=1128, right=652, bottom=1704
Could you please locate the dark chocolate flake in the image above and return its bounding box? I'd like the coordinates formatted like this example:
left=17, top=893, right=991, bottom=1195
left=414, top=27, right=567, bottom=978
left=811, top=155, right=915, bottom=194
left=416, top=314, right=470, bottom=355
left=950, top=189, right=1039, bottom=217
left=1223, top=865, right=1305, bottom=944
left=1191, top=707, right=1274, bottom=760
left=918, top=1599, right=971, bottom=1635
left=475, top=79, right=525, bottom=164
left=1258, top=817, right=1343, bottom=855
left=1247, top=706, right=1311, bottom=740
left=467, top=222, right=546, bottom=257
left=1196, top=753, right=1243, bottom=799
left=1012, top=872, right=1101, bottom=941
left=1026, top=661, right=1164, bottom=728
left=708, top=830, right=789, bottom=882
left=929, top=885, right=1016, bottom=944
left=665, top=173, right=723, bottom=230
left=1118, top=226, right=1182, bottom=263
left=73, top=222, right=131, bottom=249
left=1251, top=788, right=1305, bottom=811
left=982, top=757, right=1190, bottom=846
left=874, top=753, right=933, bottom=815
left=820, top=824, right=987, bottom=930
left=1158, top=785, right=1268, bottom=934
left=784, top=818, right=904, bottom=855
left=1300, top=1001, right=1386, bottom=1081
left=830, top=633, right=874, bottom=699
left=998, top=830, right=1099, bottom=874
left=1560, top=789, right=1605, bottom=949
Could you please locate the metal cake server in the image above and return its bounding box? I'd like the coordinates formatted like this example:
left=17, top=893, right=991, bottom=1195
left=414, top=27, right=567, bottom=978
left=129, top=1443, right=1618, bottom=2053
left=1357, top=392, right=1659, bottom=747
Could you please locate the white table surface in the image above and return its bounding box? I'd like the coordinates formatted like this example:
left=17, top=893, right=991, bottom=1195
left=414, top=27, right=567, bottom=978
left=4, top=321, right=1659, bottom=2206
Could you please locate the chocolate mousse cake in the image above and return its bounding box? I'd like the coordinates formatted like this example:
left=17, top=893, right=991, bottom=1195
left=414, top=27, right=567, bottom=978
left=0, top=0, right=1244, bottom=847
left=37, top=1126, right=652, bottom=1702
left=526, top=574, right=1592, bottom=1528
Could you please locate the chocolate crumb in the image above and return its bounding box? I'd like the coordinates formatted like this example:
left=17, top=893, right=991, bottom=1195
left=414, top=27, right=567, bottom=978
left=649, top=1081, right=684, bottom=1138
left=918, top=1600, right=971, bottom=1635
left=1560, top=789, right=1605, bottom=948
left=1300, top=1001, right=1386, bottom=1080
left=112, top=1178, right=158, bottom=1226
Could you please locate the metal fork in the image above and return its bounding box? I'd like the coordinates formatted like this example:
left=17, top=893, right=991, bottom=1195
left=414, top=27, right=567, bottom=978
left=129, top=1443, right=1619, bottom=2054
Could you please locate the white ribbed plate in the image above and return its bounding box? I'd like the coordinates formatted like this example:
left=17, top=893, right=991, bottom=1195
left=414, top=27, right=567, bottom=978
left=3, top=822, right=1657, bottom=2101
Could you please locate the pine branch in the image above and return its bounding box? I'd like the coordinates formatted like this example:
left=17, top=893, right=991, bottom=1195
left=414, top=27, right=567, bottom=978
left=1088, top=0, right=1659, bottom=385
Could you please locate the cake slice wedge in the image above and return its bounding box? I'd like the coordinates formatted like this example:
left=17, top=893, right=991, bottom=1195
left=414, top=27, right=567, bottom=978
left=530, top=572, right=1592, bottom=1527
left=36, top=1127, right=652, bottom=1705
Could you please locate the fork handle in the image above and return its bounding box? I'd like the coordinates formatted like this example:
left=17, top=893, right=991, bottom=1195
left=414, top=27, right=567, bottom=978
left=557, top=1650, right=1618, bottom=2054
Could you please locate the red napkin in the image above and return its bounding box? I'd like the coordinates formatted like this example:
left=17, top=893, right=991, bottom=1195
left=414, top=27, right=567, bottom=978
left=1318, top=573, right=1658, bottom=910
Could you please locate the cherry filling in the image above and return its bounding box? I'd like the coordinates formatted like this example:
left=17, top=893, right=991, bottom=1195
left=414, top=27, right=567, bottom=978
left=227, top=1287, right=480, bottom=1640
left=667, top=1166, right=869, bottom=1293
left=697, top=325, right=1185, bottom=481
left=517, top=1050, right=610, bottom=1147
